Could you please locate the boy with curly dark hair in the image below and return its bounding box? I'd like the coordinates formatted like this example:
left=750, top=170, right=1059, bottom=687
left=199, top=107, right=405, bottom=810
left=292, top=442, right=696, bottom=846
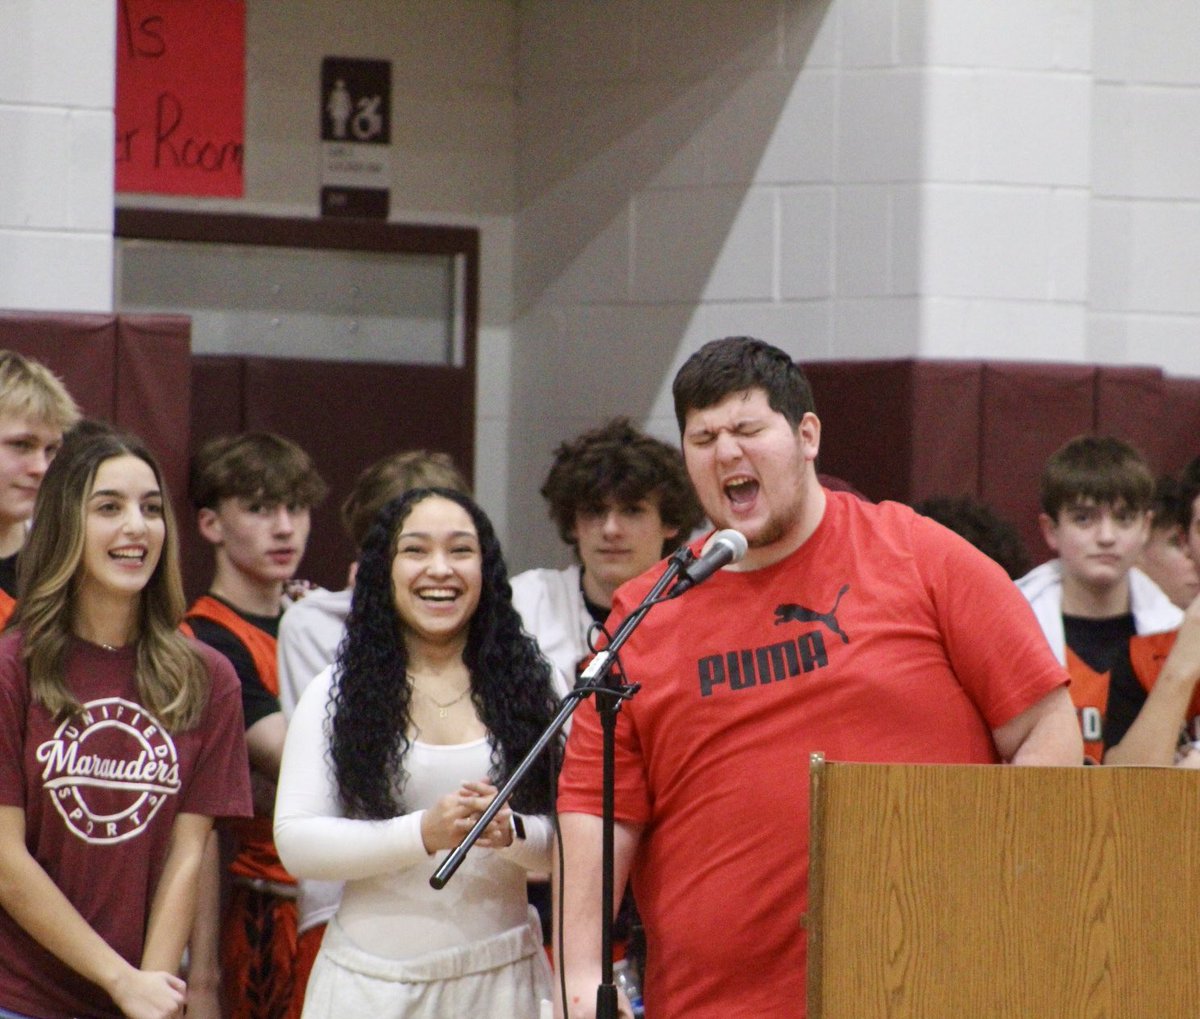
left=511, top=417, right=704, bottom=686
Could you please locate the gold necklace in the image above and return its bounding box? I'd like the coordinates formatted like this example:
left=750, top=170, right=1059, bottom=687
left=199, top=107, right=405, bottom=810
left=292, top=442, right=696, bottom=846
left=410, top=672, right=472, bottom=718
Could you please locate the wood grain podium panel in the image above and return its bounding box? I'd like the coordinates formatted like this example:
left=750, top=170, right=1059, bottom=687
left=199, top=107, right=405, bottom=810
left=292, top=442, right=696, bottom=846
left=808, top=759, right=1200, bottom=1019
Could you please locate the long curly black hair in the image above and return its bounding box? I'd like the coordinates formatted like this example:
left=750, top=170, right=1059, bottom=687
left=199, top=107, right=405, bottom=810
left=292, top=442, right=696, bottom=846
left=329, top=487, right=561, bottom=820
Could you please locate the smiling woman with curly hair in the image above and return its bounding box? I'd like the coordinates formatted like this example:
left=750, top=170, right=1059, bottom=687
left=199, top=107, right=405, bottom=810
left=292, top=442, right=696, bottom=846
left=275, top=487, right=560, bottom=1019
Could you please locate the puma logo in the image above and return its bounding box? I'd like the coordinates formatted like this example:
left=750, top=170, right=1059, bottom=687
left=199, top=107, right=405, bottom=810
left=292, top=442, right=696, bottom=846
left=774, top=584, right=851, bottom=644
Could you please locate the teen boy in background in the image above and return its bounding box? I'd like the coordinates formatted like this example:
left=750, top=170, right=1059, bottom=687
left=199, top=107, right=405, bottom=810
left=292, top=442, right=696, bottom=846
left=187, top=433, right=327, bottom=1019
left=0, top=351, right=79, bottom=626
left=1017, top=436, right=1182, bottom=762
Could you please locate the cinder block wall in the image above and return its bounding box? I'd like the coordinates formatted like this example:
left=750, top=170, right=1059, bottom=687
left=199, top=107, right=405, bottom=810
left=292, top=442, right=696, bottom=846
left=6, top=2, right=1200, bottom=571
left=1090, top=0, right=1200, bottom=375
left=507, top=1, right=1200, bottom=570
left=0, top=1, right=116, bottom=312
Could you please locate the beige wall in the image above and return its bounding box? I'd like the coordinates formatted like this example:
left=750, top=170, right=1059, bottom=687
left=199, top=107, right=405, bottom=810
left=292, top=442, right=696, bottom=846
left=117, top=1, right=523, bottom=543
left=7, top=1, right=1200, bottom=570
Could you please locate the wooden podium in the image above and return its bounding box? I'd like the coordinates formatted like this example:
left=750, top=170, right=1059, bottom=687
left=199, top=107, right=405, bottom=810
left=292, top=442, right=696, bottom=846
left=807, top=755, right=1200, bottom=1019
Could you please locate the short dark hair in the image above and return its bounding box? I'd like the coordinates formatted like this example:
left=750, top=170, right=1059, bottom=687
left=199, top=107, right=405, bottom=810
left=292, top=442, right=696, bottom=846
left=1148, top=474, right=1187, bottom=534
left=189, top=432, right=328, bottom=511
left=341, top=450, right=469, bottom=550
left=913, top=494, right=1031, bottom=581
left=1180, top=458, right=1200, bottom=532
left=672, top=336, right=815, bottom=432
left=1039, top=435, right=1154, bottom=519
left=540, top=417, right=704, bottom=556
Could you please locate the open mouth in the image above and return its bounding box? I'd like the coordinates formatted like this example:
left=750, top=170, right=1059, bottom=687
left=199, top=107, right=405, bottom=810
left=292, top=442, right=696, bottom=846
left=110, top=548, right=147, bottom=565
left=724, top=478, right=759, bottom=507
left=417, top=587, right=460, bottom=604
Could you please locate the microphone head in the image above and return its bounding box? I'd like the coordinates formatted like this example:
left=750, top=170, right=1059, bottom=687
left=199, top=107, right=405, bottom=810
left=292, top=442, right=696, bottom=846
left=708, top=528, right=748, bottom=563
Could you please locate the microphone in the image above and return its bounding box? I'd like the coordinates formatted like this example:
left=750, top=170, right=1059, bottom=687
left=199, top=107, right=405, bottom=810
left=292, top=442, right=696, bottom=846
left=670, top=529, right=748, bottom=596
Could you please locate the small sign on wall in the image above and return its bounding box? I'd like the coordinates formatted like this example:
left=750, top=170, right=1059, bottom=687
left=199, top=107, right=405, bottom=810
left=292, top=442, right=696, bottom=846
left=320, top=57, right=392, bottom=219
left=115, top=0, right=245, bottom=197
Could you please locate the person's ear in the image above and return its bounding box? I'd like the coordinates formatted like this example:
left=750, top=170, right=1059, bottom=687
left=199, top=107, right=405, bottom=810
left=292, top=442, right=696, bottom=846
left=197, top=506, right=223, bottom=546
left=1038, top=512, right=1059, bottom=554
left=798, top=412, right=821, bottom=462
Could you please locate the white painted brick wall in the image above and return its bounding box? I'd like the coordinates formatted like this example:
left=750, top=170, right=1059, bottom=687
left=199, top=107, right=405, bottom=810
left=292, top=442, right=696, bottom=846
left=0, top=0, right=115, bottom=312
left=1090, top=0, right=1200, bottom=369
left=9, top=0, right=1200, bottom=569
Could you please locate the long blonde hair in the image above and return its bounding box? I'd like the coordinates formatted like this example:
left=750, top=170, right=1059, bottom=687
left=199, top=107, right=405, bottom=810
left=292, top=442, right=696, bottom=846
left=14, top=431, right=208, bottom=730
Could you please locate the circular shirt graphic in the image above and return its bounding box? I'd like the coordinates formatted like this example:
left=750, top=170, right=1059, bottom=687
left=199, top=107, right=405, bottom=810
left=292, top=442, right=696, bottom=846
left=36, top=697, right=181, bottom=844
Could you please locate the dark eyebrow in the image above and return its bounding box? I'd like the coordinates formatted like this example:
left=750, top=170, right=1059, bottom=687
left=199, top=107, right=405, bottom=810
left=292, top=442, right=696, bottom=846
left=89, top=488, right=163, bottom=500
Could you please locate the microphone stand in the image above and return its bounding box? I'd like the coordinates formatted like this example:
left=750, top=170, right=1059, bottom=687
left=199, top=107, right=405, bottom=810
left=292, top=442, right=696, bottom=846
left=430, top=543, right=696, bottom=1019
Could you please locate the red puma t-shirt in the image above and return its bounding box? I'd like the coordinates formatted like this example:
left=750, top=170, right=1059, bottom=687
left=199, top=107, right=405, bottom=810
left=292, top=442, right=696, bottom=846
left=558, top=491, right=1069, bottom=1019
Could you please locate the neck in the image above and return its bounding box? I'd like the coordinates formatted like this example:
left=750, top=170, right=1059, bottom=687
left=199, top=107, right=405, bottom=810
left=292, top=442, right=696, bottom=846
left=405, top=635, right=469, bottom=677
left=740, top=479, right=828, bottom=572
left=0, top=520, right=25, bottom=559
left=73, top=596, right=139, bottom=649
left=1061, top=573, right=1131, bottom=619
left=209, top=569, right=283, bottom=618
left=579, top=568, right=614, bottom=611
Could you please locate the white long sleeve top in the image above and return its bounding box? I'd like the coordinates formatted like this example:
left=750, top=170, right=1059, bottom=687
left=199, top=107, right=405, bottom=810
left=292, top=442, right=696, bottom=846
left=274, top=666, right=553, bottom=960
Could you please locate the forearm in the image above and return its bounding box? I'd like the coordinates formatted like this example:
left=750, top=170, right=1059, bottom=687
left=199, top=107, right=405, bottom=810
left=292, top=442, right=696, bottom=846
left=497, top=812, right=555, bottom=872
left=553, top=812, right=641, bottom=1019
left=246, top=712, right=287, bottom=782
left=0, top=809, right=134, bottom=998
left=996, top=687, right=1083, bottom=765
left=1108, top=614, right=1200, bottom=765
left=1105, top=668, right=1197, bottom=766
left=142, top=813, right=212, bottom=973
left=275, top=810, right=431, bottom=881
left=183, top=829, right=223, bottom=994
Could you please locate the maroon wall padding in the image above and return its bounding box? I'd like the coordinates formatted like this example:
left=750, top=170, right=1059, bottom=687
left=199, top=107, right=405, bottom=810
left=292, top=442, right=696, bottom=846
left=0, top=311, right=191, bottom=503
left=181, top=357, right=248, bottom=600
left=188, top=357, right=247, bottom=445
left=807, top=359, right=1196, bottom=573
left=807, top=360, right=986, bottom=504
left=1096, top=365, right=1167, bottom=472
left=0, top=312, right=118, bottom=420
left=1155, top=377, right=1200, bottom=477
left=805, top=361, right=917, bottom=502
left=185, top=355, right=476, bottom=597
left=907, top=361, right=984, bottom=503
left=979, top=363, right=1098, bottom=565
left=115, top=316, right=192, bottom=535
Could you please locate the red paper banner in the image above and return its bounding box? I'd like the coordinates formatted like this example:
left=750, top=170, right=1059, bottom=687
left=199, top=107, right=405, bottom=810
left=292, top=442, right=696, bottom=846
left=115, top=0, right=246, bottom=197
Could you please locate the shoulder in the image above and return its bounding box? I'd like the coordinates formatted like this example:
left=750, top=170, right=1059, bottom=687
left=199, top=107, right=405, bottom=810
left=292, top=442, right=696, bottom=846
left=511, top=565, right=577, bottom=594
left=188, top=638, right=243, bottom=698
left=0, top=629, right=22, bottom=658
left=294, top=664, right=336, bottom=719
left=822, top=489, right=917, bottom=537
left=0, top=631, right=27, bottom=699
left=819, top=492, right=928, bottom=558
left=1129, top=567, right=1185, bottom=632
left=1015, top=559, right=1062, bottom=600
left=511, top=565, right=579, bottom=607
left=280, top=587, right=351, bottom=630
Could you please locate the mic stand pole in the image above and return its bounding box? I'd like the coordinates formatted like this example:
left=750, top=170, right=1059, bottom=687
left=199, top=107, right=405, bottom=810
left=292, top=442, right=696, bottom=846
left=430, top=545, right=695, bottom=1019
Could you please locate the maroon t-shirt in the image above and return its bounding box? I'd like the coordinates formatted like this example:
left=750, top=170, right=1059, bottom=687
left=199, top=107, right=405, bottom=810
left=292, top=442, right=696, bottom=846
left=0, top=632, right=252, bottom=1019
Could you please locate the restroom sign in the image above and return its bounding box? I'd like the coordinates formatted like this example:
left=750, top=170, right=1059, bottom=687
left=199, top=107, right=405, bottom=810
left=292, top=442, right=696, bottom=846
left=320, top=57, right=391, bottom=218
